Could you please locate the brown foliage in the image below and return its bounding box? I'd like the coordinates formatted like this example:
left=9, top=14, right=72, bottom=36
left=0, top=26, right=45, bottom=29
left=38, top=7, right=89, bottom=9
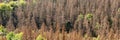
left=0, top=0, right=120, bottom=40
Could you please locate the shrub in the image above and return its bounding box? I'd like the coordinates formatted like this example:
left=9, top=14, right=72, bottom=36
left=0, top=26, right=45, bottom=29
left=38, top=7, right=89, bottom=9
left=6, top=32, right=15, bottom=40
left=85, top=13, right=93, bottom=21
left=13, top=32, right=23, bottom=40
left=95, top=22, right=100, bottom=30
left=6, top=32, right=23, bottom=40
left=93, top=35, right=100, bottom=40
left=36, top=34, right=46, bottom=40
left=83, top=34, right=88, bottom=40
left=76, top=14, right=84, bottom=22
left=0, top=25, right=7, bottom=36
